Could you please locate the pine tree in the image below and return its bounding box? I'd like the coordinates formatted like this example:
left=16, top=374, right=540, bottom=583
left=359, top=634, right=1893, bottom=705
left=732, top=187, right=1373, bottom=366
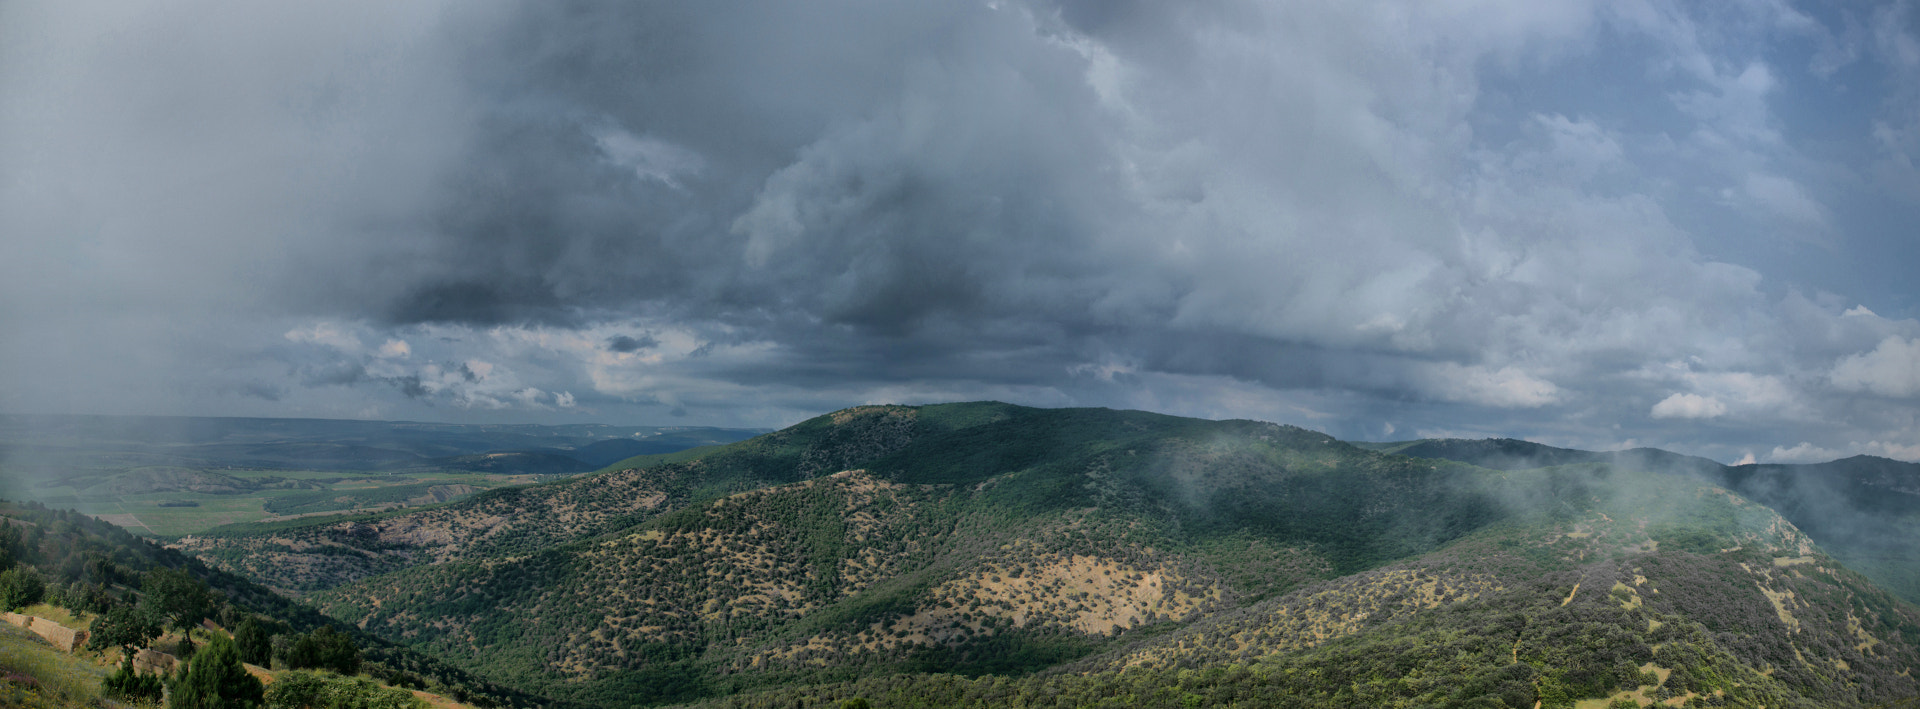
left=233, top=617, right=272, bottom=668
left=169, top=633, right=263, bottom=709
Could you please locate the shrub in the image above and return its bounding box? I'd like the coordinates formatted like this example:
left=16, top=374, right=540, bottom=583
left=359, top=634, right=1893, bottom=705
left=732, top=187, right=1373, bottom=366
left=102, top=653, right=166, bottom=704
left=279, top=627, right=360, bottom=676
left=168, top=633, right=264, bottom=709
left=265, top=671, right=423, bottom=709
left=0, top=566, right=45, bottom=611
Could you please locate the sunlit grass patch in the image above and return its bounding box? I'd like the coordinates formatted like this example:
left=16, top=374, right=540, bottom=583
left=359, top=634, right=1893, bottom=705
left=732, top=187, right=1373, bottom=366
left=0, top=623, right=109, bottom=708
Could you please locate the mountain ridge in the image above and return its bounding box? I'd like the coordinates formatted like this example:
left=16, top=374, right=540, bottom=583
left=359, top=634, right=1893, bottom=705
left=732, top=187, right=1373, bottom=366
left=1374, top=435, right=1920, bottom=605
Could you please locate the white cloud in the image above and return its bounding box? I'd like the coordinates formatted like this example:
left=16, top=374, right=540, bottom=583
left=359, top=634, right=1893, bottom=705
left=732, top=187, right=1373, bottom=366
left=1768, top=441, right=1840, bottom=463
left=1417, top=364, right=1562, bottom=408
left=284, top=323, right=363, bottom=352
left=1650, top=392, right=1726, bottom=419
left=1831, top=336, right=1920, bottom=397
left=1768, top=439, right=1920, bottom=464
left=1862, top=440, right=1920, bottom=462
left=1738, top=172, right=1827, bottom=228
left=377, top=339, right=411, bottom=359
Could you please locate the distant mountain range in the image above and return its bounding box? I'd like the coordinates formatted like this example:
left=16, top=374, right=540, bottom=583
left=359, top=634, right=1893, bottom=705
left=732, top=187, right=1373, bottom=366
left=0, top=413, right=767, bottom=487
left=170, top=403, right=1920, bottom=709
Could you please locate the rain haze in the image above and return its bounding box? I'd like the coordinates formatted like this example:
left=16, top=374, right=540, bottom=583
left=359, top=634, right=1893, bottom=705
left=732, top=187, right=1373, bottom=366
left=4, top=0, right=1920, bottom=464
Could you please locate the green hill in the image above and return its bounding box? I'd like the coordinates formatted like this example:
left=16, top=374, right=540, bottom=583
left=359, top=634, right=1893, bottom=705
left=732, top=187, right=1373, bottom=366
left=1374, top=437, right=1920, bottom=606
left=0, top=500, right=542, bottom=708
left=180, top=403, right=1920, bottom=708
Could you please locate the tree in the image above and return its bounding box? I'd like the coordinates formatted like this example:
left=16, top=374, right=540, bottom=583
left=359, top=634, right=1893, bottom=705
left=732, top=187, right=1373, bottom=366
left=87, top=604, right=162, bottom=659
left=169, top=633, right=264, bottom=709
left=314, top=627, right=361, bottom=676
left=141, top=568, right=215, bottom=652
left=0, top=523, right=14, bottom=572
left=233, top=617, right=272, bottom=668
left=0, top=565, right=46, bottom=610
left=282, top=626, right=360, bottom=675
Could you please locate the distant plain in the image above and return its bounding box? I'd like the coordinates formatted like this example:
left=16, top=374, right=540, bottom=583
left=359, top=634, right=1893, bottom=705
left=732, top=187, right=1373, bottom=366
left=0, top=415, right=765, bottom=537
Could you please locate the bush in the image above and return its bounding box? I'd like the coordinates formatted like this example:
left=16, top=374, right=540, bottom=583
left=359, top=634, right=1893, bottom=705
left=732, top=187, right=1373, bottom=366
left=265, top=671, right=423, bottom=709
left=102, top=653, right=166, bottom=704
left=279, top=627, right=360, bottom=676
left=235, top=618, right=273, bottom=668
left=0, top=566, right=45, bottom=611
left=168, top=633, right=264, bottom=709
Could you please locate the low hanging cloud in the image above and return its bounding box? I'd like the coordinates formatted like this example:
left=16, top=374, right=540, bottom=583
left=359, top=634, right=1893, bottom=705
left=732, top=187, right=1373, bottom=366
left=2, top=0, right=1920, bottom=463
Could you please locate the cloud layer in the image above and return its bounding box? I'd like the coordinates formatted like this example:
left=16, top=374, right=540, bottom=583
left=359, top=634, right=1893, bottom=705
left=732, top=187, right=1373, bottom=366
left=3, top=0, right=1919, bottom=462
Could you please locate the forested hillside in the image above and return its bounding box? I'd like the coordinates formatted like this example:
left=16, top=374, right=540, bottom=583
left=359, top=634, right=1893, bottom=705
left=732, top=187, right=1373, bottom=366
left=176, top=403, right=1920, bottom=708
left=1368, top=437, right=1920, bottom=605
left=0, top=500, right=543, bottom=707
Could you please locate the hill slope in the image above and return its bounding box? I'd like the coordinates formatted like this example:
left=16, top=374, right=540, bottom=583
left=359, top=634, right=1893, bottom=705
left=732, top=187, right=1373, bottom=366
left=1374, top=437, right=1920, bottom=605
left=182, top=403, right=1920, bottom=708
left=0, top=500, right=540, bottom=707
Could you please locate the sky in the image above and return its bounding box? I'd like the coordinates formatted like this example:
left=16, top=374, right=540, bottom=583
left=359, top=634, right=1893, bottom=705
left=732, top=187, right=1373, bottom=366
left=2, top=0, right=1918, bottom=464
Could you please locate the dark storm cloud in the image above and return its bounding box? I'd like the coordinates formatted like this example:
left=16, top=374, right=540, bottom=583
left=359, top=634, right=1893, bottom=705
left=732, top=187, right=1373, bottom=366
left=301, top=362, right=372, bottom=388
left=607, top=335, right=659, bottom=354
left=380, top=0, right=1125, bottom=339
left=4, top=0, right=1920, bottom=462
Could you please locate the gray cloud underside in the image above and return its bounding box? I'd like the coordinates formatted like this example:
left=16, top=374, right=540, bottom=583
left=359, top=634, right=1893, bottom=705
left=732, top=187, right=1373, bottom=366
left=3, top=0, right=1920, bottom=462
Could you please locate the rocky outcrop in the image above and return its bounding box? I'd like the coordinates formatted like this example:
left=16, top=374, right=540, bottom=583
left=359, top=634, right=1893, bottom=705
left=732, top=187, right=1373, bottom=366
left=134, top=647, right=179, bottom=675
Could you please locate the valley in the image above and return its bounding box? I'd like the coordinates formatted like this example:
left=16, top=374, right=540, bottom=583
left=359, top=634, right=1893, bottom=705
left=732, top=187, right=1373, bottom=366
left=0, top=415, right=762, bottom=537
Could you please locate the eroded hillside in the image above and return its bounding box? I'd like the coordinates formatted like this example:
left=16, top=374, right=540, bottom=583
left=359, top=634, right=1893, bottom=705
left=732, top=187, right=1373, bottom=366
left=691, top=471, right=1920, bottom=709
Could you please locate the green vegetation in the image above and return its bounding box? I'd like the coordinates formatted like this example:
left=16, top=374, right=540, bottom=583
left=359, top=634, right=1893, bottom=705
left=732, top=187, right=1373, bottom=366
left=0, top=415, right=762, bottom=538
left=280, top=626, right=362, bottom=676
left=0, top=501, right=546, bottom=708
left=1386, top=436, right=1920, bottom=606
left=0, top=622, right=112, bottom=709
left=169, top=633, right=265, bottom=709
left=266, top=671, right=424, bottom=709
left=175, top=402, right=1912, bottom=708
left=87, top=605, right=161, bottom=657
left=1, top=565, right=47, bottom=610
left=101, top=652, right=165, bottom=704
left=14, top=403, right=1919, bottom=709
left=141, top=567, right=217, bottom=653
